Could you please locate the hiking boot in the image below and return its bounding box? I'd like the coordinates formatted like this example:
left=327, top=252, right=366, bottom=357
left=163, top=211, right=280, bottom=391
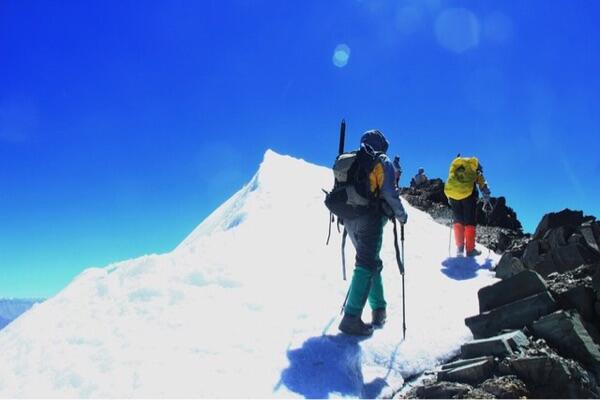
left=339, top=313, right=374, bottom=336
left=467, top=248, right=482, bottom=257
left=456, top=246, right=465, bottom=257
left=371, top=308, right=387, bottom=328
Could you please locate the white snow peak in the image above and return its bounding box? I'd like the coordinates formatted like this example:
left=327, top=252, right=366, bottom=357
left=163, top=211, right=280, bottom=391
left=0, top=149, right=499, bottom=398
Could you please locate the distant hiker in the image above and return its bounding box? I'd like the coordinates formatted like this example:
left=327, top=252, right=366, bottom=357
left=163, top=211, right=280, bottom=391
left=444, top=156, right=491, bottom=257
left=410, top=167, right=428, bottom=188
left=330, top=130, right=408, bottom=336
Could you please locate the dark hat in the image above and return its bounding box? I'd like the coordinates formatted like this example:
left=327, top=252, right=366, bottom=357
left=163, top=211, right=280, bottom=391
left=360, top=129, right=389, bottom=153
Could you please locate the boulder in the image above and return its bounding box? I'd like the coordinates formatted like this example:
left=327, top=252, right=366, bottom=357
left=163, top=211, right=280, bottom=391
left=461, top=331, right=529, bottom=359
left=558, top=285, right=596, bottom=322
left=414, top=381, right=473, bottom=399
left=581, top=221, right=600, bottom=254
left=437, top=359, right=494, bottom=385
left=464, top=388, right=495, bottom=399
left=478, top=270, right=547, bottom=313
left=479, top=376, right=529, bottom=399
left=551, top=243, right=597, bottom=271
left=509, top=356, right=597, bottom=398
left=493, top=253, right=526, bottom=280
left=522, top=240, right=543, bottom=269
left=466, top=291, right=558, bottom=339
left=593, top=268, right=600, bottom=296
left=531, top=243, right=596, bottom=277
left=532, top=310, right=600, bottom=373
left=543, top=226, right=573, bottom=248
left=533, top=209, right=585, bottom=240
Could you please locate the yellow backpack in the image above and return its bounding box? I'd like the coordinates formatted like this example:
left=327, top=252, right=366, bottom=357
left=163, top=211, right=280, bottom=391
left=444, top=157, right=480, bottom=200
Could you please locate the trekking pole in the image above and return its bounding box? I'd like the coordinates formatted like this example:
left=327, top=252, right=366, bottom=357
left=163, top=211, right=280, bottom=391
left=401, top=223, right=406, bottom=340
left=448, top=217, right=453, bottom=258
left=392, top=219, right=406, bottom=339
left=341, top=228, right=348, bottom=281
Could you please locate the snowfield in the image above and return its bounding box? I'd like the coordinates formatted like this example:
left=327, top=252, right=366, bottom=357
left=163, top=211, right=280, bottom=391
left=0, top=150, right=499, bottom=398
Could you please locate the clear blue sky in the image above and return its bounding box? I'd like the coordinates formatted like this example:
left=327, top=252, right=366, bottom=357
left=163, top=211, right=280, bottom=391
left=1, top=0, right=599, bottom=298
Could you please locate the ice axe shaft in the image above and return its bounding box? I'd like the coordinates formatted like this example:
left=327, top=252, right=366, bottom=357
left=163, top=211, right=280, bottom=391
left=338, top=119, right=346, bottom=156
left=392, top=219, right=406, bottom=339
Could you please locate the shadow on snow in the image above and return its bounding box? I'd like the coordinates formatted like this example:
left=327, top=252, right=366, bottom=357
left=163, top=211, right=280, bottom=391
left=279, top=334, right=393, bottom=399
left=440, top=257, right=493, bottom=280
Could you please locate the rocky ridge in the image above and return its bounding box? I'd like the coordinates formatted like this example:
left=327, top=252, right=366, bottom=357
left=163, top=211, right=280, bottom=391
left=398, top=180, right=600, bottom=399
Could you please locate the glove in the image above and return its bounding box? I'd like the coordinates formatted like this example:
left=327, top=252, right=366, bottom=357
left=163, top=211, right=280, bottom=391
left=397, top=211, right=408, bottom=225
left=481, top=191, right=493, bottom=213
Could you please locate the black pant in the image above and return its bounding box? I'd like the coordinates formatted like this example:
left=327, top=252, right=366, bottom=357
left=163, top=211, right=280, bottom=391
left=450, top=193, right=477, bottom=226
left=344, top=211, right=386, bottom=271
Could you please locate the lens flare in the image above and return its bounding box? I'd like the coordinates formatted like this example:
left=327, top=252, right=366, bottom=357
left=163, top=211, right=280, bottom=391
left=332, top=44, right=351, bottom=68
left=434, top=8, right=480, bottom=53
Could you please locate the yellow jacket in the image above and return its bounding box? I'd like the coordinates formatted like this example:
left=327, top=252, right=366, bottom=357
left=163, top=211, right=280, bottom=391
left=444, top=157, right=488, bottom=200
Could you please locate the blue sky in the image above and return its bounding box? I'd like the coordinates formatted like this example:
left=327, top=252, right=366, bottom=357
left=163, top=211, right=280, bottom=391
left=1, top=0, right=599, bottom=298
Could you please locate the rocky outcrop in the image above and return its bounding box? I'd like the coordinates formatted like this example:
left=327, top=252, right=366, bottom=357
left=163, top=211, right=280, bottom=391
left=402, top=209, right=600, bottom=399
left=518, top=210, right=600, bottom=277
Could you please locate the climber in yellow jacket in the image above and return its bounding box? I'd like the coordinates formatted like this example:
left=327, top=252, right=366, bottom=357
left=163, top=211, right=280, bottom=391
left=444, top=156, right=491, bottom=257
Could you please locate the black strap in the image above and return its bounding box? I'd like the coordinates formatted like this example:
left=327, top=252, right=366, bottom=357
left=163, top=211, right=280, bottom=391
left=392, top=219, right=404, bottom=275
left=326, top=212, right=333, bottom=245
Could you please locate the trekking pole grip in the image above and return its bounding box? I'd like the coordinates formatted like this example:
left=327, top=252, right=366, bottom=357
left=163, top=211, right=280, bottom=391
left=401, top=224, right=405, bottom=241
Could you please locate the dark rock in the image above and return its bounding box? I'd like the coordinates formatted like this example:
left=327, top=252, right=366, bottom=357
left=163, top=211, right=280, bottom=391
left=461, top=331, right=529, bottom=359
left=533, top=209, right=585, bottom=240
left=532, top=310, right=600, bottom=373
left=552, top=243, right=598, bottom=271
left=509, top=355, right=598, bottom=398
left=466, top=291, right=558, bottom=339
left=569, top=232, right=586, bottom=246
left=478, top=271, right=547, bottom=313
left=594, top=268, right=600, bottom=297
left=441, top=356, right=494, bottom=371
left=464, top=388, right=495, bottom=399
left=581, top=221, right=600, bottom=254
left=476, top=196, right=523, bottom=232
left=479, top=376, right=529, bottom=399
left=437, top=359, right=494, bottom=385
left=558, top=286, right=596, bottom=322
left=543, top=226, right=574, bottom=248
left=414, top=381, right=473, bottom=399
left=493, top=253, right=526, bottom=280
left=522, top=240, right=543, bottom=269
left=531, top=243, right=597, bottom=277
left=546, top=263, right=597, bottom=295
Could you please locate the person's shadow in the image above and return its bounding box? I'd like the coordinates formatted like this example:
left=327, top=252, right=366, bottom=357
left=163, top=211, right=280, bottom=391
left=440, top=257, right=493, bottom=280
left=278, top=333, right=393, bottom=399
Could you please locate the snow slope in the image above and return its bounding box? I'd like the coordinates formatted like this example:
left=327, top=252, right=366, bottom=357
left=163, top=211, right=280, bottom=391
left=0, top=150, right=499, bottom=398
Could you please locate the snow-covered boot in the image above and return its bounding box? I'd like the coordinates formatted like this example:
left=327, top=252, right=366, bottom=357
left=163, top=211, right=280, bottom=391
left=456, top=246, right=465, bottom=257
left=339, top=313, right=374, bottom=336
left=371, top=308, right=386, bottom=328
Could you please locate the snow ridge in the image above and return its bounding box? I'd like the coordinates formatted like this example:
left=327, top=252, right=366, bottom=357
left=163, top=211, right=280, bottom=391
left=0, top=149, right=499, bottom=398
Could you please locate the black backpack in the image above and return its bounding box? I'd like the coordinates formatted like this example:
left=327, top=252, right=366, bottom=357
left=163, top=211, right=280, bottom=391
left=324, top=145, right=382, bottom=221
